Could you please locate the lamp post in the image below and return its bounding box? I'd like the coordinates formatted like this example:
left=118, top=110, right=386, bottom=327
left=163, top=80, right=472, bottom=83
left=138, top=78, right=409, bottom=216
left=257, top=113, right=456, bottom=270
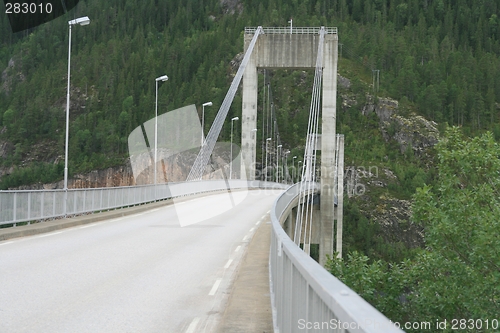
left=265, top=138, right=271, bottom=182
left=230, top=117, right=239, bottom=179
left=201, top=101, right=212, bottom=146
left=155, top=75, right=168, bottom=193
left=293, top=155, right=297, bottom=182
left=284, top=151, right=290, bottom=183
left=277, top=144, right=282, bottom=182
left=298, top=160, right=303, bottom=182
left=64, top=16, right=90, bottom=193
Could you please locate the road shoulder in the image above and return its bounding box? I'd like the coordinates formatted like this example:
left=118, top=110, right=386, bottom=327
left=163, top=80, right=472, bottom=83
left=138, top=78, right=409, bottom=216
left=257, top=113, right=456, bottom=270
left=215, top=215, right=273, bottom=333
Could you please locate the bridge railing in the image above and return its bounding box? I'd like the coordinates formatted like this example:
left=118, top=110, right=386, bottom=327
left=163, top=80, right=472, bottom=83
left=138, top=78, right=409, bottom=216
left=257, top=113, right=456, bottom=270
left=245, top=26, right=337, bottom=35
left=0, top=180, right=286, bottom=227
left=270, top=183, right=404, bottom=333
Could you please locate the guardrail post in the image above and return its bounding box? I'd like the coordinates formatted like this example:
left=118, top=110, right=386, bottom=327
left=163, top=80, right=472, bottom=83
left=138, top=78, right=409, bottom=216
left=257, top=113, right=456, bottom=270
left=83, top=190, right=86, bottom=213
left=13, top=192, right=17, bottom=226
left=40, top=191, right=45, bottom=224
left=27, top=192, right=31, bottom=222
left=64, top=190, right=67, bottom=217
left=53, top=191, right=56, bottom=217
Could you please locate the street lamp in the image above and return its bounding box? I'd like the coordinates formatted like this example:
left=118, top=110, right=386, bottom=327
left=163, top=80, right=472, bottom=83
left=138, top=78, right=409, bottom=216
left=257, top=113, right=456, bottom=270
left=293, top=156, right=297, bottom=182
left=277, top=144, right=282, bottom=182
left=298, top=160, right=303, bottom=182
left=265, top=138, right=272, bottom=182
left=284, top=151, right=290, bottom=183
left=201, top=102, right=212, bottom=146
left=155, top=75, right=168, bottom=192
left=230, top=116, right=239, bottom=179
left=64, top=16, right=90, bottom=196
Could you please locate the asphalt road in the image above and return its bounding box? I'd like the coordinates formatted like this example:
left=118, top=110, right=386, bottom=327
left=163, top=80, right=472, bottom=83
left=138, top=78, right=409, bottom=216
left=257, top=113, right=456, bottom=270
left=0, top=189, right=282, bottom=333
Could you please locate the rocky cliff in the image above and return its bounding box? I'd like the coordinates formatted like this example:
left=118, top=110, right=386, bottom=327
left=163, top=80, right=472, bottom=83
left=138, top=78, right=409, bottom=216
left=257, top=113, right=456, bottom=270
left=339, top=75, right=438, bottom=250
left=2, top=143, right=238, bottom=190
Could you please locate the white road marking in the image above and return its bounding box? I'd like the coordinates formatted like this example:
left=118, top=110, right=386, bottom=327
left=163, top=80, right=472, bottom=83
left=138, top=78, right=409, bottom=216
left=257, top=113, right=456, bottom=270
left=235, top=245, right=241, bottom=252
left=208, top=279, right=222, bottom=296
left=255, top=221, right=261, bottom=226
left=249, top=227, right=254, bottom=232
left=224, top=259, right=233, bottom=269
left=0, top=241, right=14, bottom=246
left=242, top=235, right=249, bottom=242
left=185, top=317, right=200, bottom=333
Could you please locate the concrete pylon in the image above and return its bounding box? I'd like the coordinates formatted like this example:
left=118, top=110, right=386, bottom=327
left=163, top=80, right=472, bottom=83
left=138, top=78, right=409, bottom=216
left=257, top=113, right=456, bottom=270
left=241, top=34, right=259, bottom=180
left=319, top=33, right=338, bottom=266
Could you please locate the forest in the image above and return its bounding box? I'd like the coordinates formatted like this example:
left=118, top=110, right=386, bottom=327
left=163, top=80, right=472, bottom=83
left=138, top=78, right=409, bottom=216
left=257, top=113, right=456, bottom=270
left=1, top=0, right=500, bottom=187
left=1, top=0, right=499, bottom=329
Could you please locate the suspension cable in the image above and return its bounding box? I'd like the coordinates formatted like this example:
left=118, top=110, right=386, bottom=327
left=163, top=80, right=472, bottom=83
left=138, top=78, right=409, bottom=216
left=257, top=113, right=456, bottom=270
left=294, top=27, right=325, bottom=251
left=187, top=27, right=263, bottom=181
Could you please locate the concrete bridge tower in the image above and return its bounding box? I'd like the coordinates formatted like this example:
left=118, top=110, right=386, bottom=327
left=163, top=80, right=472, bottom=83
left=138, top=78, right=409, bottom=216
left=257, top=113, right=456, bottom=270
left=241, top=27, right=338, bottom=265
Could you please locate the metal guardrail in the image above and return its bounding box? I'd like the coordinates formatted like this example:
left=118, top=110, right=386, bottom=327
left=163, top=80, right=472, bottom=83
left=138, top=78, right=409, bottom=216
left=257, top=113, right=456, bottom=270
left=0, top=180, right=287, bottom=226
left=245, top=27, right=337, bottom=35
left=269, top=183, right=404, bottom=333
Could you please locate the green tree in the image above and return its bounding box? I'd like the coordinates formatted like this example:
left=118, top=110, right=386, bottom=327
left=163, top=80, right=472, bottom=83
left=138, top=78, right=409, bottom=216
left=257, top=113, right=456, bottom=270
left=328, top=127, right=500, bottom=327
left=3, top=109, right=14, bottom=129
left=409, top=127, right=500, bottom=320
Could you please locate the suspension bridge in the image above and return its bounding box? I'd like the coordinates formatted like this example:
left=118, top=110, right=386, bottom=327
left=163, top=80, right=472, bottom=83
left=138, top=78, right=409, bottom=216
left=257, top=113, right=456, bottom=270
left=0, top=27, right=404, bottom=332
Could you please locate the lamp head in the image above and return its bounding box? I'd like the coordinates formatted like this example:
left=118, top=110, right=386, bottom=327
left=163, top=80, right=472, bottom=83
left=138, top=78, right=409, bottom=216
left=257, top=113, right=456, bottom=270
left=232, top=117, right=239, bottom=121
left=156, top=75, right=169, bottom=82
left=69, top=16, right=90, bottom=26
left=203, top=102, right=213, bottom=107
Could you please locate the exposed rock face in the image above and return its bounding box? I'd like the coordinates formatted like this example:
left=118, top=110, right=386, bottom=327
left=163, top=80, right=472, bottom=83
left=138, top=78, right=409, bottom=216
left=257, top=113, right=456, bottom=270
left=381, top=114, right=439, bottom=155
left=0, top=137, right=14, bottom=180
left=220, top=0, right=243, bottom=15
left=71, top=165, right=136, bottom=188
left=6, top=143, right=238, bottom=190
left=362, top=96, right=439, bottom=156
left=338, top=74, right=351, bottom=89
left=12, top=164, right=136, bottom=190
left=230, top=52, right=244, bottom=74
left=344, top=165, right=424, bottom=249
left=362, top=96, right=399, bottom=122
left=371, top=195, right=423, bottom=248
left=1, top=58, right=24, bottom=95
left=0, top=139, right=14, bottom=160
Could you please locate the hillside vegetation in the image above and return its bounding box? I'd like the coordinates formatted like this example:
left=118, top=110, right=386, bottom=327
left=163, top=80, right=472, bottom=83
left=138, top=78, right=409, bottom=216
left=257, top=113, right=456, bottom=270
left=1, top=0, right=500, bottom=188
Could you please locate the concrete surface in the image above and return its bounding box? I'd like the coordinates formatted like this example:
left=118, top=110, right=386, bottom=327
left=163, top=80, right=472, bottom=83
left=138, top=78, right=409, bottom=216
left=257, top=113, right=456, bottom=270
left=0, top=190, right=281, bottom=333
left=215, top=213, right=274, bottom=333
